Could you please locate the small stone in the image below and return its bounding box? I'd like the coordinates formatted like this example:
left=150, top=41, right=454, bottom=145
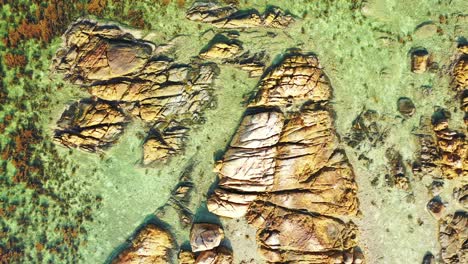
left=179, top=250, right=196, bottom=264
left=422, top=252, right=435, bottom=264
left=190, top=223, right=224, bottom=252
left=411, top=49, right=430, bottom=73
left=426, top=196, right=445, bottom=219
left=397, top=97, right=416, bottom=117
left=395, top=175, right=410, bottom=190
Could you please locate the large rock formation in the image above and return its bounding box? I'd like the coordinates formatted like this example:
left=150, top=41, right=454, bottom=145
left=207, top=52, right=363, bottom=262
left=186, top=3, right=294, bottom=29
left=52, top=19, right=218, bottom=163
left=111, top=224, right=174, bottom=264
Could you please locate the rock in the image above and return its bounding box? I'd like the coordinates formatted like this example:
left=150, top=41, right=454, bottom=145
left=54, top=20, right=152, bottom=83
left=439, top=212, right=468, bottom=263
left=195, top=246, right=233, bottom=264
left=426, top=196, right=445, bottom=219
left=54, top=99, right=129, bottom=152
left=111, top=224, right=174, bottom=264
left=207, top=52, right=363, bottom=262
left=411, top=49, right=430, bottom=73
left=225, top=51, right=268, bottom=78
left=190, top=223, right=224, bottom=252
left=179, top=250, right=196, bottom=264
left=186, top=2, right=237, bottom=23
left=200, top=41, right=243, bottom=59
left=422, top=252, right=435, bottom=264
left=250, top=54, right=332, bottom=107
left=53, top=19, right=219, bottom=162
left=397, top=97, right=416, bottom=117
left=142, top=123, right=189, bottom=165
left=453, top=55, right=467, bottom=91
left=344, top=109, right=388, bottom=149
left=186, top=3, right=294, bottom=29
left=453, top=184, right=468, bottom=208
left=246, top=202, right=358, bottom=262
left=414, top=22, right=438, bottom=38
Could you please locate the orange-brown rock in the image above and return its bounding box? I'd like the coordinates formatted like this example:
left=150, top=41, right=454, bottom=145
left=111, top=224, right=174, bottom=264
left=53, top=19, right=218, bottom=162
left=195, top=246, right=233, bottom=264
left=411, top=49, right=430, bottom=74
left=54, top=99, right=129, bottom=151
left=453, top=55, right=467, bottom=90
left=250, top=54, right=332, bottom=107
left=179, top=250, right=196, bottom=264
left=246, top=202, right=358, bottom=262
left=439, top=212, right=468, bottom=263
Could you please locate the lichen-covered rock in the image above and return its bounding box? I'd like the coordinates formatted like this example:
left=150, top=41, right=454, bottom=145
left=195, top=246, right=233, bottom=264
left=439, top=212, right=468, bottom=263
left=190, top=223, right=225, bottom=252
left=411, top=49, right=430, bottom=74
left=186, top=3, right=294, bottom=29
left=111, top=224, right=174, bottom=264
left=54, top=99, right=129, bottom=151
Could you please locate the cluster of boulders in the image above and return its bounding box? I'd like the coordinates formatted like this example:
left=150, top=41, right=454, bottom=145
left=199, top=34, right=268, bottom=78
left=52, top=19, right=219, bottom=164
left=178, top=223, right=232, bottom=264
left=186, top=2, right=294, bottom=29
left=206, top=52, right=364, bottom=263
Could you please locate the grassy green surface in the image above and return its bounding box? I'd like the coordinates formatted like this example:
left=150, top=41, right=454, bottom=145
left=0, top=0, right=466, bottom=263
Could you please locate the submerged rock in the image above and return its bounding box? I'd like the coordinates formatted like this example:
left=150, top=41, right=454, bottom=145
left=111, top=224, right=174, bottom=264
left=344, top=109, right=389, bottom=149
left=397, top=97, right=416, bottom=117
left=426, top=196, right=445, bottom=219
left=439, top=212, right=468, bottom=263
left=422, top=252, right=435, bottom=264
left=186, top=3, right=294, bottom=29
left=190, top=223, right=225, bottom=252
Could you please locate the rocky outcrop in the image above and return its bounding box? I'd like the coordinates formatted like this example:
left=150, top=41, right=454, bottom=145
left=54, top=99, right=129, bottom=151
left=439, top=212, right=468, bottom=263
left=186, top=3, right=294, bottom=29
left=52, top=19, right=218, bottom=163
left=200, top=38, right=243, bottom=60
left=207, top=52, right=363, bottom=262
left=111, top=224, right=174, bottom=264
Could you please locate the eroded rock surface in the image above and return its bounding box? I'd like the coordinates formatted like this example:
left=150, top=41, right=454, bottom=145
left=207, top=52, right=363, bottom=262
left=195, top=246, right=233, bottom=264
left=186, top=3, right=294, bottom=29
left=54, top=99, right=129, bottom=151
left=52, top=19, right=218, bottom=163
left=111, top=224, right=174, bottom=264
left=190, top=223, right=224, bottom=252
left=439, top=212, right=468, bottom=263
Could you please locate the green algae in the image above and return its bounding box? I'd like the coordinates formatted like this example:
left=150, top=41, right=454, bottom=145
left=1, top=0, right=467, bottom=263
